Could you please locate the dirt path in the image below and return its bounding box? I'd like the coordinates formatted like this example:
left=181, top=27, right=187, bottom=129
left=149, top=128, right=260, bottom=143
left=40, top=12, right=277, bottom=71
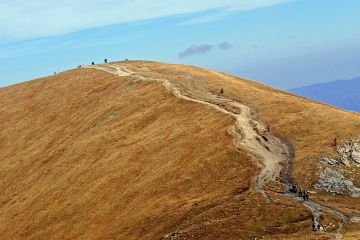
left=286, top=192, right=349, bottom=239
left=87, top=63, right=288, bottom=194
left=87, top=63, right=358, bottom=239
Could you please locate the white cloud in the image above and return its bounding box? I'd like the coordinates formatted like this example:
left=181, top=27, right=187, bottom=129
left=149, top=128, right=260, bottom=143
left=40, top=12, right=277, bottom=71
left=0, top=0, right=296, bottom=40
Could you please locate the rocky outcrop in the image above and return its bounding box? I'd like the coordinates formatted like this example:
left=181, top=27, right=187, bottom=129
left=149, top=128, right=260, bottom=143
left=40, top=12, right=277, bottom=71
left=314, top=168, right=360, bottom=197
left=336, top=139, right=360, bottom=166
left=320, top=138, right=360, bottom=166
left=316, top=138, right=360, bottom=197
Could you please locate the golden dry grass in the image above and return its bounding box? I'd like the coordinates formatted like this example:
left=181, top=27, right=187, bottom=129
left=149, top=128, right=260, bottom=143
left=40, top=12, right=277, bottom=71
left=123, top=61, right=360, bottom=185
left=0, top=61, right=359, bottom=239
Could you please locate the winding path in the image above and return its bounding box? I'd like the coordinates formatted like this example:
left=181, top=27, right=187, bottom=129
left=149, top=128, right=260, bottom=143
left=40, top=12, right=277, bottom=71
left=86, top=63, right=358, bottom=239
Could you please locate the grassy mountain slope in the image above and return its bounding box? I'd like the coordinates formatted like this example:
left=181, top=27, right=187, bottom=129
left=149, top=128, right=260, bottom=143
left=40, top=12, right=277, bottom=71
left=1, top=61, right=360, bottom=239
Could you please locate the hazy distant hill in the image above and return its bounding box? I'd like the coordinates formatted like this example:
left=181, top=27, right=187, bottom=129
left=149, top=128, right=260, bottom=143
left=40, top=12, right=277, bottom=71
left=290, top=77, right=360, bottom=112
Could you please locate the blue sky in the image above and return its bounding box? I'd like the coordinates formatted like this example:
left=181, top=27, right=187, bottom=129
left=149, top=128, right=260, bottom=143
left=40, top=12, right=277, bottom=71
left=0, top=0, right=359, bottom=89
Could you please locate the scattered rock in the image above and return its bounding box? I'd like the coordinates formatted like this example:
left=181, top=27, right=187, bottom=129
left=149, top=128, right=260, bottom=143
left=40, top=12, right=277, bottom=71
left=314, top=168, right=360, bottom=197
left=320, top=138, right=360, bottom=166
left=350, top=216, right=360, bottom=224
left=336, top=139, right=360, bottom=166
left=320, top=158, right=339, bottom=166
left=162, top=228, right=185, bottom=240
left=351, top=150, right=360, bottom=164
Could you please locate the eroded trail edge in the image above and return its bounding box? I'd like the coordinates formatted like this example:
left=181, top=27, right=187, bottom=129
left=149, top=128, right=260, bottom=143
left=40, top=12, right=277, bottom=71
left=87, top=63, right=357, bottom=239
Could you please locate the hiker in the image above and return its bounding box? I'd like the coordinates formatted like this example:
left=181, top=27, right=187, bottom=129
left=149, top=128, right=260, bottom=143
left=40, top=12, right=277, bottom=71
left=303, top=190, right=309, bottom=201
left=104, top=58, right=108, bottom=64
left=92, top=61, right=95, bottom=65
left=312, top=223, right=316, bottom=231
left=298, top=188, right=303, bottom=198
left=317, top=224, right=321, bottom=231
left=220, top=88, right=224, bottom=95
left=334, top=137, right=337, bottom=147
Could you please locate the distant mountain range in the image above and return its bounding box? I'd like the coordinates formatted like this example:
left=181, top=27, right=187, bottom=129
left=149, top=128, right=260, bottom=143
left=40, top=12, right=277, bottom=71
left=290, top=77, right=360, bottom=112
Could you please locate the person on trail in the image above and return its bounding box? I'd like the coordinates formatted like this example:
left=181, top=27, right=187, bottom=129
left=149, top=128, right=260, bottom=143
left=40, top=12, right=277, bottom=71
left=266, top=126, right=271, bottom=132
left=291, top=185, right=298, bottom=194
left=298, top=188, right=303, bottom=198
left=92, top=61, right=95, bottom=65
left=104, top=58, right=108, bottom=64
left=303, top=190, right=309, bottom=201
left=220, top=88, right=224, bottom=95
left=317, top=224, right=321, bottom=231
left=334, top=137, right=337, bottom=147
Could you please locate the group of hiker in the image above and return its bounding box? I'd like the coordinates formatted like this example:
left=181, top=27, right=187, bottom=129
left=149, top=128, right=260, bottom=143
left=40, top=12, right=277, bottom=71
left=289, top=185, right=309, bottom=201
left=72, top=58, right=129, bottom=72
left=288, top=184, right=327, bottom=232
left=76, top=58, right=109, bottom=69
left=92, top=58, right=108, bottom=65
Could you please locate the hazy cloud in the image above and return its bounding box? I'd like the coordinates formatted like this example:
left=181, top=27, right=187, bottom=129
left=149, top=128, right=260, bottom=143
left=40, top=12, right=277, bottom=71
left=179, top=41, right=233, bottom=58
left=218, top=41, right=232, bottom=50
left=179, top=44, right=214, bottom=58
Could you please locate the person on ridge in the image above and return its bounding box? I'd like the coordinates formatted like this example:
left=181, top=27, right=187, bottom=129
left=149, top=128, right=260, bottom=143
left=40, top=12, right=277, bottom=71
left=104, top=58, right=108, bottom=64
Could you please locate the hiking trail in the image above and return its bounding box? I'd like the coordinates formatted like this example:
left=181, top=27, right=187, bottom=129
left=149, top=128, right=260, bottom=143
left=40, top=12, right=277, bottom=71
left=86, top=63, right=359, bottom=239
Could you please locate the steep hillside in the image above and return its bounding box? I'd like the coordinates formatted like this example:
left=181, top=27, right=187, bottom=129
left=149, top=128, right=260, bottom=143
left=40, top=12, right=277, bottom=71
left=290, top=77, right=360, bottom=112
left=1, top=61, right=360, bottom=239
